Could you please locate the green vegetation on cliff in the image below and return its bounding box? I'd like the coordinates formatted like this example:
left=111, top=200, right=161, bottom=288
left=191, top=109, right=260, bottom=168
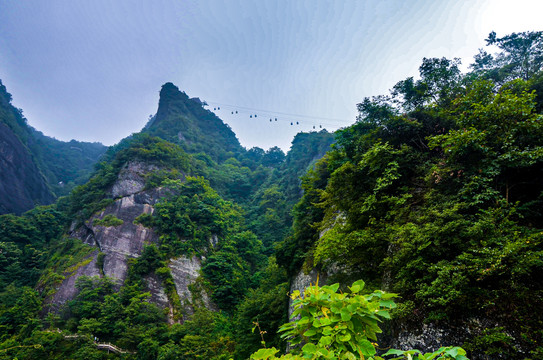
left=276, top=31, right=543, bottom=358
left=1, top=30, right=542, bottom=360
left=0, top=79, right=107, bottom=214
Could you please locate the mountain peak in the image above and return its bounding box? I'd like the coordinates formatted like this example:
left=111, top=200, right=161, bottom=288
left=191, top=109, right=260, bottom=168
left=146, top=83, right=242, bottom=161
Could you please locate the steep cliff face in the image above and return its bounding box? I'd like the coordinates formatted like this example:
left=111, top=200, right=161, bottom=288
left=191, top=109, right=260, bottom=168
left=0, top=121, right=54, bottom=214
left=48, top=161, right=212, bottom=320
left=87, top=191, right=162, bottom=282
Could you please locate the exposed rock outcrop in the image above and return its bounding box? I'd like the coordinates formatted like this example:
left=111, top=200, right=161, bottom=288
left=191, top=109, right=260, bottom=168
left=48, top=166, right=212, bottom=318
left=169, top=256, right=215, bottom=314
left=89, top=192, right=161, bottom=282
left=144, top=273, right=170, bottom=309
left=288, top=268, right=329, bottom=319
left=47, top=186, right=165, bottom=308
left=110, top=161, right=158, bottom=198
left=47, top=251, right=102, bottom=311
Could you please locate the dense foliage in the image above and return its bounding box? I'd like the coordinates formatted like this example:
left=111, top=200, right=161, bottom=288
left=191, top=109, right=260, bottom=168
left=250, top=280, right=467, bottom=360
left=0, top=80, right=106, bottom=204
left=1, top=30, right=542, bottom=360
left=277, top=31, right=543, bottom=358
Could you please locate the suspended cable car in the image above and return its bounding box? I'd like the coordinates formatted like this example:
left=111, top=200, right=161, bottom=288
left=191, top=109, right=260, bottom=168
left=231, top=111, right=234, bottom=114
left=290, top=122, right=293, bottom=125
left=269, top=119, right=272, bottom=122
left=236, top=111, right=238, bottom=114
left=214, top=107, right=216, bottom=110
left=255, top=114, right=257, bottom=118
left=250, top=115, right=252, bottom=118
left=320, top=125, right=322, bottom=128
left=313, top=126, right=315, bottom=129
left=275, top=118, right=277, bottom=121
left=296, top=121, right=299, bottom=125
left=218, top=107, right=220, bottom=110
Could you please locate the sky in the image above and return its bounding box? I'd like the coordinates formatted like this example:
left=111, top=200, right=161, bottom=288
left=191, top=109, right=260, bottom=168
left=0, top=0, right=542, bottom=152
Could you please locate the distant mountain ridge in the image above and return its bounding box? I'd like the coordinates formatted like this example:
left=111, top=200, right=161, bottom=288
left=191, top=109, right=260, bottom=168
left=0, top=80, right=107, bottom=214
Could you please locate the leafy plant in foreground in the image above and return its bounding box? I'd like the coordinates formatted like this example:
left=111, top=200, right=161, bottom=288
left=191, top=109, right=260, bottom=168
left=250, top=280, right=467, bottom=360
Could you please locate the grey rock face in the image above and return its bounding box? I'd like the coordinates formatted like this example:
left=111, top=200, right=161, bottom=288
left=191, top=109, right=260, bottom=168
left=169, top=256, right=215, bottom=313
left=144, top=273, right=170, bottom=308
left=169, top=256, right=201, bottom=301
left=89, top=193, right=161, bottom=282
left=288, top=268, right=329, bottom=319
left=47, top=250, right=102, bottom=311
left=389, top=323, right=463, bottom=352
left=49, top=187, right=164, bottom=305
left=110, top=161, right=158, bottom=198
left=49, top=172, right=211, bottom=319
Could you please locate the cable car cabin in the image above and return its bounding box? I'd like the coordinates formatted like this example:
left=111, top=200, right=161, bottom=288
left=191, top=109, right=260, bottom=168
left=290, top=122, right=293, bottom=125
left=255, top=114, right=257, bottom=118
left=275, top=118, right=277, bottom=121
left=269, top=119, right=272, bottom=122
left=250, top=115, right=253, bottom=118
left=296, top=122, right=299, bottom=125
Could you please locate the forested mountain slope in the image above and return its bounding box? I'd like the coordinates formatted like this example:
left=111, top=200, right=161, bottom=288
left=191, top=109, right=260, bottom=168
left=0, top=31, right=542, bottom=360
left=276, top=31, right=543, bottom=359
left=0, top=80, right=107, bottom=214
left=0, top=79, right=334, bottom=359
left=0, top=81, right=55, bottom=213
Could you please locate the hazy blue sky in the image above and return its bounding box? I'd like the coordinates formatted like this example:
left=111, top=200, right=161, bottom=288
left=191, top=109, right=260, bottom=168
left=0, top=0, right=541, bottom=151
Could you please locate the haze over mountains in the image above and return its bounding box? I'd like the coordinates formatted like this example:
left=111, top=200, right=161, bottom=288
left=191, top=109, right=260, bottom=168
left=0, top=31, right=542, bottom=359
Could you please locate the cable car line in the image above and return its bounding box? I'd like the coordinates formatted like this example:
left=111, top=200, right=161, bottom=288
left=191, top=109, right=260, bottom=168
left=206, top=101, right=349, bottom=125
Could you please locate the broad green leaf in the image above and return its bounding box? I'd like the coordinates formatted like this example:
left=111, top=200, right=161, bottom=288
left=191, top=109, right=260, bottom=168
left=352, top=279, right=365, bottom=290
left=379, top=299, right=397, bottom=308
left=331, top=303, right=342, bottom=314
left=382, top=348, right=405, bottom=356
left=359, top=339, right=376, bottom=356
left=304, top=328, right=317, bottom=337
left=302, top=343, right=317, bottom=355
left=381, top=292, right=397, bottom=300
left=347, top=304, right=357, bottom=313
left=376, top=310, right=391, bottom=319
left=349, top=284, right=361, bottom=293
left=340, top=308, right=351, bottom=321
left=338, top=332, right=351, bottom=342
left=320, top=317, right=331, bottom=326
left=250, top=348, right=280, bottom=360
left=322, top=326, right=333, bottom=335
left=319, top=335, right=333, bottom=346
left=316, top=348, right=330, bottom=357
